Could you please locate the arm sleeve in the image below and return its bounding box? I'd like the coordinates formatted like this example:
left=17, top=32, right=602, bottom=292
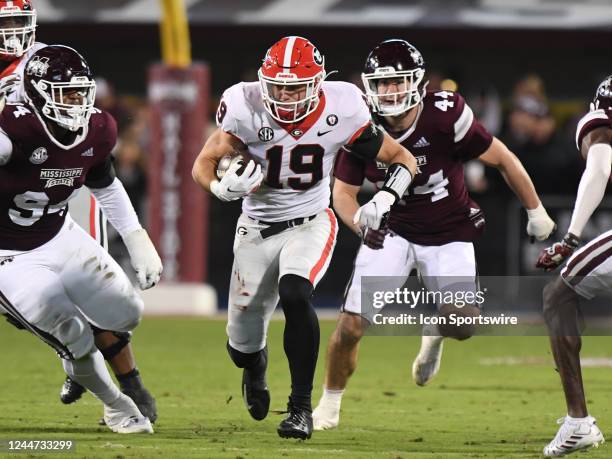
left=333, top=148, right=366, bottom=186
left=575, top=109, right=612, bottom=151
left=567, top=142, right=612, bottom=237
left=89, top=177, right=142, bottom=238
left=84, top=155, right=116, bottom=188
left=452, top=95, right=493, bottom=161
left=344, top=122, right=384, bottom=161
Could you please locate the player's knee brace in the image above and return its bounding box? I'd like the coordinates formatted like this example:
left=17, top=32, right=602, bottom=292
left=226, top=341, right=267, bottom=369
left=54, top=316, right=94, bottom=360
left=91, top=325, right=132, bottom=361
left=278, top=274, right=314, bottom=319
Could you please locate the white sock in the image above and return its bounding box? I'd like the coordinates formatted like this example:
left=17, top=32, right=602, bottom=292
left=567, top=415, right=590, bottom=422
left=62, top=350, right=121, bottom=406
left=321, top=387, right=344, bottom=408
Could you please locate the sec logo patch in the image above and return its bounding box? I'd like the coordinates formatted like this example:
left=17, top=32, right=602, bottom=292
left=29, top=147, right=48, bottom=165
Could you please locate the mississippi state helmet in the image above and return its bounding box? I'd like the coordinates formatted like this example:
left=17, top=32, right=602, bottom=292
left=0, top=0, right=36, bottom=60
left=24, top=45, right=96, bottom=132
left=592, top=75, right=612, bottom=111
left=258, top=36, right=326, bottom=123
left=362, top=39, right=427, bottom=116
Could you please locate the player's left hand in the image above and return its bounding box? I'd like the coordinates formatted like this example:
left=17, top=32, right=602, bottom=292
left=123, top=228, right=163, bottom=289
left=353, top=190, right=395, bottom=231
left=526, top=203, right=556, bottom=241
left=536, top=233, right=580, bottom=271
left=0, top=73, right=20, bottom=98
left=362, top=226, right=388, bottom=250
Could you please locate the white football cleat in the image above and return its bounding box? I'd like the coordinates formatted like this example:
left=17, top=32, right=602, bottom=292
left=412, top=329, right=444, bottom=386
left=104, top=394, right=154, bottom=434
left=543, top=415, right=604, bottom=457
left=313, top=395, right=341, bottom=430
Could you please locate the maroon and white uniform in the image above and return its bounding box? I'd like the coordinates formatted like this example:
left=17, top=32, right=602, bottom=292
left=561, top=109, right=612, bottom=299
left=0, top=103, right=142, bottom=358
left=3, top=41, right=108, bottom=248
left=335, top=90, right=493, bottom=319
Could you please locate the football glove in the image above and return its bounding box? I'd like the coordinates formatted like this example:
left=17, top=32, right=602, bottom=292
left=0, top=74, right=20, bottom=112
left=211, top=159, right=263, bottom=202
left=536, top=233, right=580, bottom=272
left=526, top=203, right=556, bottom=242
left=362, top=226, right=388, bottom=250
left=353, top=190, right=395, bottom=231
left=123, top=228, right=163, bottom=289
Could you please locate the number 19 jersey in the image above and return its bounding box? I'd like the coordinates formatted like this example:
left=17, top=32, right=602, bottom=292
left=217, top=81, right=371, bottom=222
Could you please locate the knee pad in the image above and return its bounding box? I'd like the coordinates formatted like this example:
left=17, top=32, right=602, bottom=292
left=278, top=274, right=313, bottom=310
left=91, top=325, right=132, bottom=361
left=54, top=316, right=94, bottom=359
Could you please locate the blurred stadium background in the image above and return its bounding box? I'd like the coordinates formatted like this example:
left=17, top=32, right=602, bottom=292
left=31, top=0, right=612, bottom=310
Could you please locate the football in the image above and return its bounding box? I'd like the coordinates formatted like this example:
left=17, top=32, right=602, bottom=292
left=216, top=151, right=253, bottom=180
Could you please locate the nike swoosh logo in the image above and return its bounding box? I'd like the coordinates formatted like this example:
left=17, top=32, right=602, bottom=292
left=317, top=130, right=332, bottom=136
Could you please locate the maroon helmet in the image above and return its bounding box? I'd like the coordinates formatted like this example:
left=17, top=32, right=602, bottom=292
left=592, top=75, right=612, bottom=111
left=362, top=39, right=427, bottom=116
left=23, top=45, right=96, bottom=132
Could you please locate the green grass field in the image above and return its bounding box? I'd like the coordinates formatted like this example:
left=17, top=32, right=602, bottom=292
left=0, top=317, right=610, bottom=459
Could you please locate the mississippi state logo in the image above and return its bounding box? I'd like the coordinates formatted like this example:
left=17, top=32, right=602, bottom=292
left=26, top=56, right=50, bottom=77
left=29, top=147, right=48, bottom=164
left=258, top=127, right=274, bottom=142
left=326, top=114, right=338, bottom=126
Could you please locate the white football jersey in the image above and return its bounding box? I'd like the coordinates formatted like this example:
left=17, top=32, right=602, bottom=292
left=4, top=42, right=47, bottom=104
left=217, top=81, right=371, bottom=221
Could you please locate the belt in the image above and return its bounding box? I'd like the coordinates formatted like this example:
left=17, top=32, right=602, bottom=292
left=259, top=215, right=317, bottom=239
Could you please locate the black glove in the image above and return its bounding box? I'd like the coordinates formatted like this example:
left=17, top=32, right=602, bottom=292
left=362, top=226, right=389, bottom=250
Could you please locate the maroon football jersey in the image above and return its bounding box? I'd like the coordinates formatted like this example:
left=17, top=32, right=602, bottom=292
left=0, top=103, right=117, bottom=250
left=334, top=90, right=493, bottom=245
left=575, top=108, right=612, bottom=151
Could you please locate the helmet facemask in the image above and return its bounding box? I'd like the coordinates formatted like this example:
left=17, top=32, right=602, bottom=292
left=29, top=76, right=96, bottom=132
left=362, top=68, right=426, bottom=117
left=0, top=6, right=36, bottom=58
left=259, top=70, right=324, bottom=123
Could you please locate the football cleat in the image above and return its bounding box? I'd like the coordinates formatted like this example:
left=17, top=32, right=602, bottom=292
left=103, top=394, right=153, bottom=434
left=277, top=398, right=313, bottom=440
left=122, top=387, right=158, bottom=424
left=242, top=363, right=270, bottom=421
left=312, top=396, right=340, bottom=430
left=59, top=376, right=86, bottom=404
left=412, top=330, right=444, bottom=386
left=543, top=415, right=604, bottom=457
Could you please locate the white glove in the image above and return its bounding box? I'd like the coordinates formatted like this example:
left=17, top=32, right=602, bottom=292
left=210, top=159, right=263, bottom=202
left=123, top=228, right=163, bottom=290
left=353, top=190, right=396, bottom=231
left=0, top=74, right=20, bottom=112
left=526, top=203, right=556, bottom=241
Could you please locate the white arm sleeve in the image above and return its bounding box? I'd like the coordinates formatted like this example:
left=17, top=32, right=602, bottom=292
left=568, top=143, right=612, bottom=237
left=0, top=128, right=13, bottom=165
left=89, top=178, right=142, bottom=238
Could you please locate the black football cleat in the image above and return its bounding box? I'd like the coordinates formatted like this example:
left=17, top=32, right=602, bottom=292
left=59, top=376, right=86, bottom=404
left=277, top=399, right=313, bottom=440
left=242, top=349, right=270, bottom=421
left=122, top=387, right=158, bottom=424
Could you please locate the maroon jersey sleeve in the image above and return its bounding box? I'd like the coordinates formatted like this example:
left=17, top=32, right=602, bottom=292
left=448, top=92, right=493, bottom=161
left=85, top=111, right=117, bottom=188
left=575, top=109, right=612, bottom=150
left=333, top=148, right=367, bottom=186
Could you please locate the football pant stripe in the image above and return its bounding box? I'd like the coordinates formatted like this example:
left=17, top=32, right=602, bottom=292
left=309, top=208, right=338, bottom=284
left=0, top=288, right=73, bottom=359
left=562, top=233, right=612, bottom=279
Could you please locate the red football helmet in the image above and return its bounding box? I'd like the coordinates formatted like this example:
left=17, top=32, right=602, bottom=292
left=0, top=0, right=36, bottom=60
left=258, top=36, right=325, bottom=123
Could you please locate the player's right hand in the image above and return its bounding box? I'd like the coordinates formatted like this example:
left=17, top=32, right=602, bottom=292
left=526, top=203, right=556, bottom=241
left=362, top=226, right=388, bottom=250
left=0, top=74, right=20, bottom=98
left=535, top=233, right=580, bottom=271
left=211, top=160, right=263, bottom=202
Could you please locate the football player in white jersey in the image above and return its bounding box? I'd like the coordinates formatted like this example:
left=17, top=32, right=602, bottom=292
left=0, top=0, right=157, bottom=423
left=193, top=36, right=417, bottom=439
left=535, top=77, right=612, bottom=457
